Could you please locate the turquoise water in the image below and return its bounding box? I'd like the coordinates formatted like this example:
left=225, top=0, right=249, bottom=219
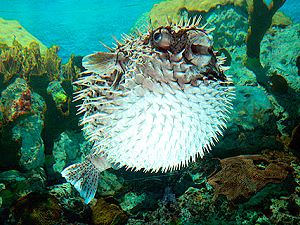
left=0, top=0, right=159, bottom=61
left=0, top=0, right=298, bottom=61
left=267, top=0, right=300, bottom=19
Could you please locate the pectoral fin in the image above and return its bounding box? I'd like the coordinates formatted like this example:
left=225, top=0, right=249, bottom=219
left=82, top=52, right=118, bottom=74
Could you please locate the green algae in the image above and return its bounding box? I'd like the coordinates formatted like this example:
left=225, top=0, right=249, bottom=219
left=0, top=39, right=80, bottom=84
left=0, top=40, right=61, bottom=82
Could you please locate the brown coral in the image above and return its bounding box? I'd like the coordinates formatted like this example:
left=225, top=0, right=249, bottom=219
left=0, top=40, right=64, bottom=82
left=42, top=45, right=61, bottom=80
left=0, top=39, right=23, bottom=82
left=0, top=78, right=32, bottom=123
left=62, top=54, right=81, bottom=82
left=10, top=89, right=32, bottom=121
left=91, top=197, right=128, bottom=225
left=208, top=150, right=294, bottom=202
left=12, top=192, right=64, bottom=225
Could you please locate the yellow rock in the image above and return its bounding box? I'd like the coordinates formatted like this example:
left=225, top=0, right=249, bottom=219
left=149, top=0, right=291, bottom=27
left=184, top=0, right=247, bottom=12
left=0, top=17, right=47, bottom=53
left=149, top=0, right=247, bottom=27
left=272, top=11, right=292, bottom=27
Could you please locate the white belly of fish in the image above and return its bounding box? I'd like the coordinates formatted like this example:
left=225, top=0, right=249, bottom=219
left=95, top=82, right=232, bottom=172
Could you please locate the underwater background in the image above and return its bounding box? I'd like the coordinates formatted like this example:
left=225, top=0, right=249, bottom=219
left=0, top=0, right=161, bottom=62
left=0, top=0, right=299, bottom=61
left=0, top=0, right=300, bottom=224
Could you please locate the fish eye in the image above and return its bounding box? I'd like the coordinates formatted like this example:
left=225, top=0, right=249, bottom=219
left=152, top=28, right=171, bottom=50
left=153, top=32, right=162, bottom=42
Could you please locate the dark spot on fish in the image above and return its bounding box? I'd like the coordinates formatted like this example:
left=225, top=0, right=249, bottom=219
left=191, top=44, right=209, bottom=55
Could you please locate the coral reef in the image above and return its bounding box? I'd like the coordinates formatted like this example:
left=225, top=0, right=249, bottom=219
left=12, top=114, right=45, bottom=170
left=127, top=151, right=299, bottom=225
left=11, top=192, right=64, bottom=225
left=0, top=39, right=80, bottom=83
left=62, top=54, right=81, bottom=82
left=0, top=183, right=4, bottom=208
left=269, top=195, right=300, bottom=224
left=205, top=6, right=248, bottom=49
left=0, top=78, right=32, bottom=123
left=0, top=78, right=46, bottom=170
left=247, top=0, right=287, bottom=59
left=0, top=40, right=60, bottom=83
left=0, top=39, right=81, bottom=171
left=0, top=78, right=46, bottom=123
left=52, top=131, right=83, bottom=174
left=269, top=72, right=289, bottom=94
left=177, top=187, right=217, bottom=224
left=296, top=55, right=300, bottom=76
left=42, top=45, right=61, bottom=81
left=207, top=150, right=294, bottom=202
left=97, top=170, right=124, bottom=197
left=214, top=85, right=280, bottom=155
left=0, top=168, right=46, bottom=210
left=91, top=197, right=128, bottom=225
left=289, top=123, right=300, bottom=155
left=48, top=183, right=91, bottom=223
left=120, top=192, right=146, bottom=213
left=260, top=23, right=300, bottom=92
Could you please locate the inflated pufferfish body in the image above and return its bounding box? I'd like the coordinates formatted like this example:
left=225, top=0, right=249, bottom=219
left=62, top=17, right=235, bottom=203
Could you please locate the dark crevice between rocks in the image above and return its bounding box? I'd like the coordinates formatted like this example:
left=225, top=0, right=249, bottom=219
left=28, top=76, right=81, bottom=155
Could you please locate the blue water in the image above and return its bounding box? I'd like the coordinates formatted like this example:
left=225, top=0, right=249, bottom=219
left=265, top=0, right=300, bottom=18
left=0, top=0, right=299, bottom=61
left=0, top=0, right=159, bottom=61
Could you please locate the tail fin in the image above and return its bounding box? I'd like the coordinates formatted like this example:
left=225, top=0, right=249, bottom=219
left=61, top=159, right=99, bottom=204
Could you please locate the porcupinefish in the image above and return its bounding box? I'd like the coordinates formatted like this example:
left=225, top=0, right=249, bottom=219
left=61, top=17, right=234, bottom=204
